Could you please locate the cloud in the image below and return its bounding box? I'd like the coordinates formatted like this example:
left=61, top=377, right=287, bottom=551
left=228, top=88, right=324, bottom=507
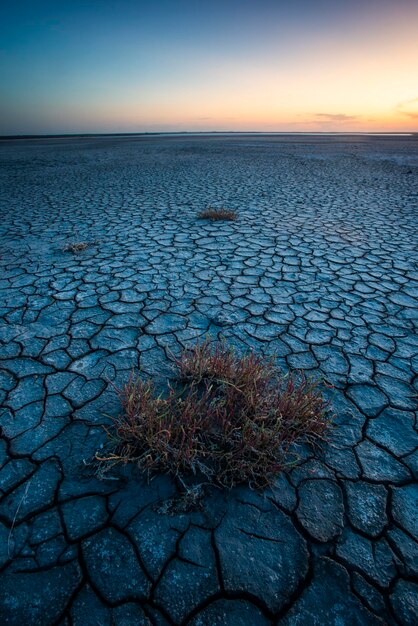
left=314, top=113, right=359, bottom=122
left=396, top=98, right=418, bottom=119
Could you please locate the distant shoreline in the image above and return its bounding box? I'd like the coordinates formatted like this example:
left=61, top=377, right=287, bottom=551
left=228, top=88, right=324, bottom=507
left=0, top=131, right=416, bottom=141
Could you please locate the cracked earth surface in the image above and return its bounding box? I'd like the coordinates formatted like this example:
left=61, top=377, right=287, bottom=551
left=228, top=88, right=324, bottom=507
left=0, top=134, right=417, bottom=625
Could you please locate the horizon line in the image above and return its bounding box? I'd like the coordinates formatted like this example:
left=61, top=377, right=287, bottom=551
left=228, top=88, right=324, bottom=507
left=1, top=130, right=416, bottom=140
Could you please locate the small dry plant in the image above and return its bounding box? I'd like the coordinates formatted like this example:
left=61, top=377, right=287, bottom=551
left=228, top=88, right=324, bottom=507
left=63, top=240, right=99, bottom=253
left=154, top=484, right=205, bottom=515
left=197, top=207, right=237, bottom=221
left=99, top=340, right=332, bottom=488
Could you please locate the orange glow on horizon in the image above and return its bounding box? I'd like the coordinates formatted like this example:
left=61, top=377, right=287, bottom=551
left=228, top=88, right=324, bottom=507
left=45, top=25, right=418, bottom=134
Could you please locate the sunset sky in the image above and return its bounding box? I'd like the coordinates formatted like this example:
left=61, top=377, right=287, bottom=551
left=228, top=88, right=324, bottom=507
left=1, top=0, right=418, bottom=134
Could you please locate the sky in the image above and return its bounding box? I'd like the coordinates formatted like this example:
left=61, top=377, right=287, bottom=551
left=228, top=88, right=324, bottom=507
left=1, top=0, right=418, bottom=134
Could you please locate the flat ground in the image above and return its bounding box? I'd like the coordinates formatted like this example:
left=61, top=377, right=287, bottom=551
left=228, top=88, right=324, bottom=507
left=0, top=134, right=417, bottom=625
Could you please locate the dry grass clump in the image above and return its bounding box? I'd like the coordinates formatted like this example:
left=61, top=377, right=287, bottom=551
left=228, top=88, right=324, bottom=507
left=63, top=240, right=99, bottom=253
left=100, top=341, right=332, bottom=488
left=197, top=206, right=237, bottom=221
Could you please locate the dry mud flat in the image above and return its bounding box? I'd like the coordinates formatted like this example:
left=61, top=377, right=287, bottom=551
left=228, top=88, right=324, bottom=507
left=0, top=134, right=417, bottom=625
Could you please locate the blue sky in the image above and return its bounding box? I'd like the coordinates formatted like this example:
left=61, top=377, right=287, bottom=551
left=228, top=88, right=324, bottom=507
left=1, top=0, right=418, bottom=133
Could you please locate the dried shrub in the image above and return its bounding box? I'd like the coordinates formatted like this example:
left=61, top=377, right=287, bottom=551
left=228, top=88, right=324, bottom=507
left=100, top=340, right=332, bottom=488
left=197, top=207, right=237, bottom=221
left=63, top=240, right=99, bottom=253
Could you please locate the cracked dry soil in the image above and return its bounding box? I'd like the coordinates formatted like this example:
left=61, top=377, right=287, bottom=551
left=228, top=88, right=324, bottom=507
left=0, top=134, right=417, bottom=625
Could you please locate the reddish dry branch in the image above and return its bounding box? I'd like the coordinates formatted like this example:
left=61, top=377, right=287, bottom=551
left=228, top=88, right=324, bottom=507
left=107, top=340, right=332, bottom=488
